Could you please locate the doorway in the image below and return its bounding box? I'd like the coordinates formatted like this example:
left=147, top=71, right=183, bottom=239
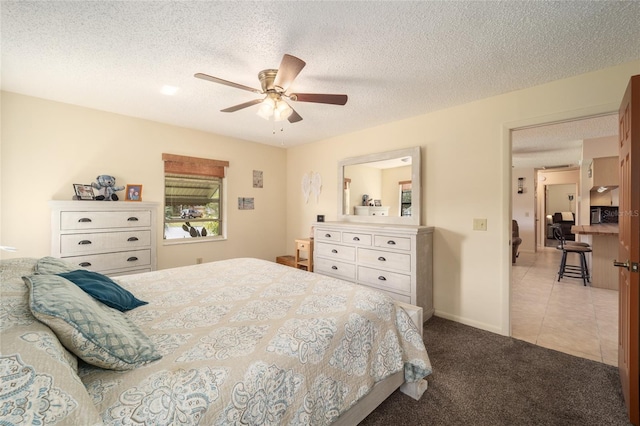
left=510, top=113, right=618, bottom=362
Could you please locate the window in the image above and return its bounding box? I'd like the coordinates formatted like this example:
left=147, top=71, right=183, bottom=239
left=162, top=154, right=229, bottom=241
left=400, top=180, right=412, bottom=217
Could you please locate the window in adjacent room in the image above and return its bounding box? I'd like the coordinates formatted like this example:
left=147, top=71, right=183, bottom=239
left=162, top=154, right=229, bottom=241
left=400, top=180, right=412, bottom=217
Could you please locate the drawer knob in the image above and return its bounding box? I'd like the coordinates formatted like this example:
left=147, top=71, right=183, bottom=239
left=127, top=256, right=139, bottom=262
left=325, top=233, right=332, bottom=238
left=127, top=217, right=139, bottom=222
left=79, top=262, right=91, bottom=267
left=353, top=237, right=360, bottom=241
left=387, top=240, right=396, bottom=245
left=378, top=256, right=386, bottom=262
left=331, top=265, right=338, bottom=270
left=331, top=249, right=338, bottom=253
left=378, top=276, right=387, bottom=281
left=78, top=240, right=92, bottom=245
left=78, top=218, right=92, bottom=223
left=127, top=237, right=139, bottom=242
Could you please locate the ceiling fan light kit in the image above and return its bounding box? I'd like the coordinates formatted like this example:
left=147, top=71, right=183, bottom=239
left=195, top=54, right=348, bottom=124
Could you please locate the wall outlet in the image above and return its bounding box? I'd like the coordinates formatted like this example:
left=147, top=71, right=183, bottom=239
left=196, top=258, right=203, bottom=264
left=473, top=218, right=487, bottom=231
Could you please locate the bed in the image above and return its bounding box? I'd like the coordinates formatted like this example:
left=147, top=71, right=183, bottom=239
left=0, top=257, right=431, bottom=425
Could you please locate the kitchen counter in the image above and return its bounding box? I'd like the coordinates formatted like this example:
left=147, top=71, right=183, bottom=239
left=571, top=224, right=619, bottom=290
left=571, top=224, right=619, bottom=235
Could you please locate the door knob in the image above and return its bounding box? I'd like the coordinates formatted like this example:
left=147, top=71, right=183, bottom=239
left=614, top=260, right=630, bottom=270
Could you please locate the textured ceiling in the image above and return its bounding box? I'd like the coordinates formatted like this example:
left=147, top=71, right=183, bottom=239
left=2, top=1, right=639, bottom=148
left=512, top=114, right=619, bottom=169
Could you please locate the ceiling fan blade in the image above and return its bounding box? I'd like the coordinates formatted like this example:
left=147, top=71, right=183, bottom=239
left=194, top=73, right=262, bottom=94
left=288, top=108, right=303, bottom=123
left=221, top=99, right=263, bottom=112
left=289, top=93, right=348, bottom=105
left=273, top=54, right=306, bottom=91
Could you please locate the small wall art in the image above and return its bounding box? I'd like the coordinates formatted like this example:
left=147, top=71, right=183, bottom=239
left=301, top=171, right=322, bottom=203
left=253, top=170, right=263, bottom=188
left=238, top=197, right=254, bottom=210
left=125, top=184, right=142, bottom=201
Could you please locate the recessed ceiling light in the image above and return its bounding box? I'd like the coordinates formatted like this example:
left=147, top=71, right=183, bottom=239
left=161, top=85, right=179, bottom=96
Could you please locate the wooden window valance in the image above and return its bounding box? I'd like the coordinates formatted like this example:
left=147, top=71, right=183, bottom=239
left=399, top=180, right=412, bottom=190
left=162, top=153, right=229, bottom=178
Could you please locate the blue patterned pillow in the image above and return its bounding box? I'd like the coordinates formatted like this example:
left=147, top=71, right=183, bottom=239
left=24, top=274, right=161, bottom=371
left=34, top=256, right=78, bottom=274
left=56, top=269, right=147, bottom=312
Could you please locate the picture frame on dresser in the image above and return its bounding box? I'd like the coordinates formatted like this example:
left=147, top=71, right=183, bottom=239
left=125, top=184, right=142, bottom=201
left=73, top=184, right=95, bottom=200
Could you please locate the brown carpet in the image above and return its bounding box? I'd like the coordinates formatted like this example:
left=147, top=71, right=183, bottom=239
left=360, top=316, right=631, bottom=426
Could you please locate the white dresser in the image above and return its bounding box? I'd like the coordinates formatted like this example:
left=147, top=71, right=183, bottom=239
left=354, top=206, right=390, bottom=216
left=313, top=222, right=434, bottom=319
left=50, top=201, right=157, bottom=276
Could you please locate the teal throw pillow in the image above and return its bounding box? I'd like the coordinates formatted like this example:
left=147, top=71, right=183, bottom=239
left=24, top=274, right=161, bottom=371
left=56, top=269, right=147, bottom=312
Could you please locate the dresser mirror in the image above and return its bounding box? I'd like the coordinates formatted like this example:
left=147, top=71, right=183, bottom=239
left=338, top=146, right=421, bottom=226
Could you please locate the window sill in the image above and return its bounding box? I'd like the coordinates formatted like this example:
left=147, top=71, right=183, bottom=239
left=163, top=235, right=227, bottom=246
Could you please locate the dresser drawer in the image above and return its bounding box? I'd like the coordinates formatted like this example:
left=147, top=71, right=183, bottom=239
left=342, top=232, right=372, bottom=246
left=358, top=266, right=412, bottom=294
left=60, top=230, right=151, bottom=255
left=60, top=210, right=151, bottom=230
left=374, top=235, right=412, bottom=251
left=315, top=229, right=342, bottom=242
left=316, top=242, right=355, bottom=262
left=63, top=249, right=151, bottom=272
left=315, top=258, right=356, bottom=281
left=358, top=248, right=411, bottom=272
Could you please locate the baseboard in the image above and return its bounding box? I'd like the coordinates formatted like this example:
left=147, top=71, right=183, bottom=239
left=433, top=310, right=504, bottom=335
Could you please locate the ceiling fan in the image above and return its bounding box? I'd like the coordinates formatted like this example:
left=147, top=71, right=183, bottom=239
left=195, top=54, right=348, bottom=123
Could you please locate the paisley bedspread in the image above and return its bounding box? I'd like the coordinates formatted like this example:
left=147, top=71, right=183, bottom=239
left=1, top=257, right=431, bottom=425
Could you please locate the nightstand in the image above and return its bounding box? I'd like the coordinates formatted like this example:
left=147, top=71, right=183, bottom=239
left=294, top=238, right=314, bottom=272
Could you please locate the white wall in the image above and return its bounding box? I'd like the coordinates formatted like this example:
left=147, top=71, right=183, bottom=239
left=0, top=92, right=288, bottom=269
left=512, top=168, right=535, bottom=252
left=286, top=59, right=639, bottom=335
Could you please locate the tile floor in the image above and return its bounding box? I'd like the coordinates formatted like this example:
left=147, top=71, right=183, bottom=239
left=511, top=248, right=618, bottom=366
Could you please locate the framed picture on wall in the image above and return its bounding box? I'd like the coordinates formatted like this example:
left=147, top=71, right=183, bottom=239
left=125, top=184, right=142, bottom=201
left=73, top=184, right=95, bottom=200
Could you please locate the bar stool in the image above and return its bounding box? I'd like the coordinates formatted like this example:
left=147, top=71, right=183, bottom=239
left=553, top=226, right=591, bottom=286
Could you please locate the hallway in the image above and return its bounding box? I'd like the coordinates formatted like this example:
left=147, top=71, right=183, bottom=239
left=511, top=249, right=618, bottom=366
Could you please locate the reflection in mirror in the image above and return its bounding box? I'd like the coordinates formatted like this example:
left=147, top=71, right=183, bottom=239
left=338, top=147, right=421, bottom=226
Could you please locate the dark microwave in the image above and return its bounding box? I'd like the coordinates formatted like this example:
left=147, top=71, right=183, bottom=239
left=591, top=206, right=618, bottom=224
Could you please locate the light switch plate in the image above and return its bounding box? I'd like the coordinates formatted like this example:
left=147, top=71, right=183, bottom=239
left=473, top=218, right=487, bottom=231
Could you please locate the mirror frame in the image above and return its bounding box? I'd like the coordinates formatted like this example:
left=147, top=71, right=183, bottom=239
left=338, top=146, right=421, bottom=226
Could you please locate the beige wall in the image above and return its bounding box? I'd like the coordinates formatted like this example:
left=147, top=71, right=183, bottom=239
left=344, top=164, right=382, bottom=213
left=286, top=60, right=640, bottom=334
left=512, top=167, right=536, bottom=252
left=381, top=165, right=411, bottom=216
left=3, top=60, right=637, bottom=336
left=0, top=92, right=287, bottom=269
